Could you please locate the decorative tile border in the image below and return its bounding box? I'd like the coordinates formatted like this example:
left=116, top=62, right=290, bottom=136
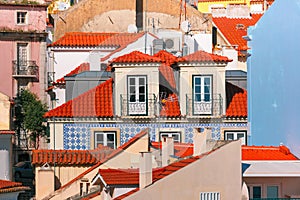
left=63, top=123, right=247, bottom=150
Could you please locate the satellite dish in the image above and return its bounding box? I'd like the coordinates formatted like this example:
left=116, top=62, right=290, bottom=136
left=127, top=24, right=138, bottom=33
left=181, top=20, right=191, bottom=33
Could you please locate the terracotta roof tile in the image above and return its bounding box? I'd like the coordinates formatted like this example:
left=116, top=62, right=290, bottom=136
left=44, top=78, right=113, bottom=118
left=0, top=130, right=15, bottom=135
left=32, top=146, right=114, bottom=165
left=153, top=50, right=179, bottom=65
left=242, top=145, right=299, bottom=160
left=110, top=51, right=161, bottom=64
left=226, top=82, right=247, bottom=118
left=0, top=180, right=30, bottom=194
left=159, top=94, right=181, bottom=118
left=55, top=63, right=90, bottom=85
left=159, top=64, right=176, bottom=91
left=180, top=50, right=232, bottom=63
left=99, top=155, right=202, bottom=187
left=213, top=14, right=263, bottom=54
left=48, top=32, right=117, bottom=47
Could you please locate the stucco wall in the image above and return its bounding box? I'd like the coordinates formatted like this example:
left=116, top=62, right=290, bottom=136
left=0, top=92, right=11, bottom=130
left=53, top=0, right=211, bottom=40
left=125, top=140, right=242, bottom=199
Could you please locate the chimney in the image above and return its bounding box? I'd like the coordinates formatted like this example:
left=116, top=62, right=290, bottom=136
left=139, top=152, right=152, bottom=189
left=161, top=136, right=174, bottom=167
left=193, top=128, right=210, bottom=156
left=36, top=163, right=54, bottom=200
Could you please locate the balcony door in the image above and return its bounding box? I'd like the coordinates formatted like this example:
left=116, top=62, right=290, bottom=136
left=193, top=75, right=212, bottom=115
left=127, top=76, right=147, bottom=115
left=17, top=43, right=28, bottom=71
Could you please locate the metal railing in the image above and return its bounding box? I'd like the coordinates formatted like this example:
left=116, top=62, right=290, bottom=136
left=12, top=60, right=39, bottom=79
left=185, top=93, right=223, bottom=116
left=120, top=93, right=158, bottom=116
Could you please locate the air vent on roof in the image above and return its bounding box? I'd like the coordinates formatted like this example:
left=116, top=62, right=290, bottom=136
left=152, top=39, right=165, bottom=54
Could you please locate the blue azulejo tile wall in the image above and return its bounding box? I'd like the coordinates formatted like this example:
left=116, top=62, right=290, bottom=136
left=63, top=123, right=247, bottom=150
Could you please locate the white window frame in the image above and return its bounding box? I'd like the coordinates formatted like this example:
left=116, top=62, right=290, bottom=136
left=200, top=192, right=220, bottom=200
left=224, top=131, right=247, bottom=145
left=16, top=11, right=27, bottom=25
left=94, top=131, right=116, bottom=149
left=127, top=75, right=147, bottom=115
left=159, top=132, right=181, bottom=143
left=193, top=75, right=212, bottom=115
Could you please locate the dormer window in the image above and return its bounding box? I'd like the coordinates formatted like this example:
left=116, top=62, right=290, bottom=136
left=17, top=12, right=27, bottom=24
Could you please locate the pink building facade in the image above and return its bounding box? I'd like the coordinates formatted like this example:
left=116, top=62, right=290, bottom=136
left=0, top=1, right=48, bottom=101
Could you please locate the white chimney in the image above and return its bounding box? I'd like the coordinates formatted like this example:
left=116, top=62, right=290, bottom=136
left=193, top=128, right=209, bottom=156
left=162, top=136, right=174, bottom=167
left=139, top=152, right=152, bottom=189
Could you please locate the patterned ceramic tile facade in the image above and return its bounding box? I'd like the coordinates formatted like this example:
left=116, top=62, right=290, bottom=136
left=63, top=123, right=247, bottom=150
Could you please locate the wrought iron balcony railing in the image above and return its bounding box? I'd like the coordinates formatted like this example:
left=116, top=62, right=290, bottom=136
left=185, top=93, right=223, bottom=117
left=12, top=60, right=39, bottom=80
left=120, top=93, right=158, bottom=117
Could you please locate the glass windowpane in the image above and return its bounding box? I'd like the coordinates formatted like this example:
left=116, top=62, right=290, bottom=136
left=139, top=78, right=145, bottom=85
left=129, top=78, right=135, bottom=85
left=204, top=94, right=210, bottom=101
left=195, top=94, right=201, bottom=101
left=139, top=86, right=145, bottom=93
left=267, top=186, right=278, bottom=198
left=195, top=77, right=200, bottom=85
left=226, top=133, right=234, bottom=140
left=195, top=86, right=201, bottom=93
left=253, top=186, right=261, bottom=198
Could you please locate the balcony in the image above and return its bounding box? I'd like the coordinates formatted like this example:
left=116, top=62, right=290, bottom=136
left=120, top=93, right=158, bottom=117
left=185, top=93, right=223, bottom=117
left=12, top=60, right=39, bottom=81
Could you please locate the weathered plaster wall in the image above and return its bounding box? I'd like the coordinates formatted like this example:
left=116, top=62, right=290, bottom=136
left=54, top=0, right=211, bottom=40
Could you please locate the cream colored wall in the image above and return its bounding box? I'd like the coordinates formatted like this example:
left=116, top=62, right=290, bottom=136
left=49, top=122, right=64, bottom=149
left=125, top=140, right=242, bottom=200
left=114, top=65, right=160, bottom=116
left=179, top=65, right=226, bottom=114
left=0, top=92, right=10, bottom=130
left=244, top=177, right=300, bottom=198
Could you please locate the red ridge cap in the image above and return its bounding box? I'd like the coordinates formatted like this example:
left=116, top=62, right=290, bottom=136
left=180, top=50, right=232, bottom=63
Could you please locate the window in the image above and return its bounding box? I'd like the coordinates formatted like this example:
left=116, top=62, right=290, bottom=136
left=17, top=12, right=27, bottom=24
left=267, top=186, right=278, bottom=198
left=94, top=132, right=116, bottom=149
left=160, top=132, right=181, bottom=143
left=127, top=76, right=147, bottom=115
left=248, top=185, right=262, bottom=198
left=224, top=131, right=247, bottom=145
left=200, top=192, right=220, bottom=200
left=193, top=75, right=212, bottom=115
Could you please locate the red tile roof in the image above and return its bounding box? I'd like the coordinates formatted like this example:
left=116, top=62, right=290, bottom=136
left=98, top=156, right=201, bottom=186
left=151, top=142, right=193, bottom=158
left=110, top=51, right=162, bottom=64
left=0, top=180, right=30, bottom=194
left=56, top=129, right=149, bottom=191
left=226, top=82, right=247, bottom=118
left=32, top=145, right=114, bottom=165
left=55, top=63, right=90, bottom=85
left=48, top=32, right=117, bottom=47
left=153, top=50, right=180, bottom=65
left=0, top=130, right=15, bottom=135
left=159, top=64, right=176, bottom=91
left=213, top=14, right=263, bottom=54
left=44, top=78, right=113, bottom=118
left=159, top=94, right=181, bottom=118
left=180, top=50, right=232, bottom=63
left=242, top=145, right=299, bottom=161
